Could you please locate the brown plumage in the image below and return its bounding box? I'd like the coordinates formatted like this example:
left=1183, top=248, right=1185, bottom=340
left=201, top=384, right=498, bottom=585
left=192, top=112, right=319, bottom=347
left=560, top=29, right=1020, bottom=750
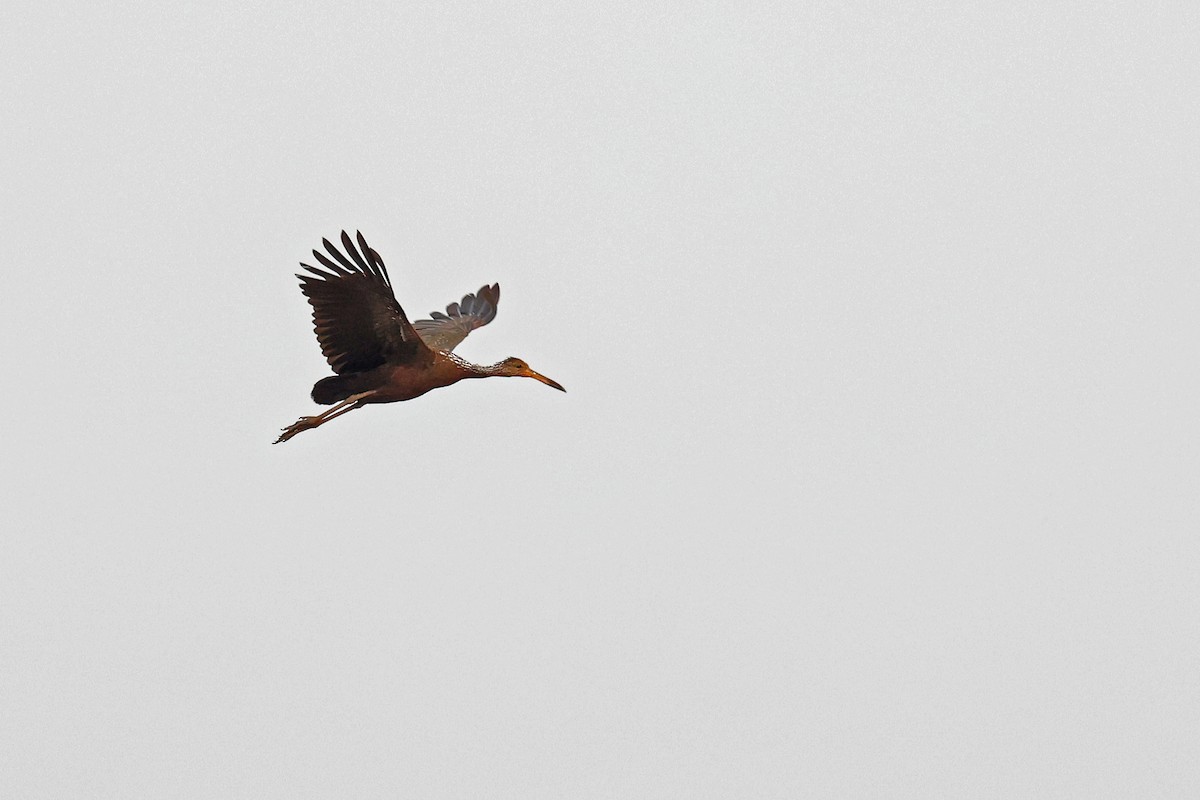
left=275, top=231, right=564, bottom=444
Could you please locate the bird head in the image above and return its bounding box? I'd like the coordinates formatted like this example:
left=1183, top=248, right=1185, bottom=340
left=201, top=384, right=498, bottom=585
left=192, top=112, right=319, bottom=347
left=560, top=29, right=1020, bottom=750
left=499, top=357, right=566, bottom=392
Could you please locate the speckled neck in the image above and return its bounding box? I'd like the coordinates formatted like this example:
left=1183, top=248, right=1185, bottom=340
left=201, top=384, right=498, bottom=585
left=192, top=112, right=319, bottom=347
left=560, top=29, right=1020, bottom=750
left=444, top=351, right=507, bottom=378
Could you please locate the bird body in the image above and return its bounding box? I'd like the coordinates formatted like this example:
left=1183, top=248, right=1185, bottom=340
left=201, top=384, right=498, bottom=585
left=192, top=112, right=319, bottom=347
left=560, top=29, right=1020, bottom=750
left=276, top=231, right=563, bottom=443
left=311, top=352, right=523, bottom=405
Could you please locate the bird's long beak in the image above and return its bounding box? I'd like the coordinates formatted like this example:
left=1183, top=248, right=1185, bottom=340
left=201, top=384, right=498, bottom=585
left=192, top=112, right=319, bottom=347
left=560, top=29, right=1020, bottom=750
left=526, top=368, right=566, bottom=392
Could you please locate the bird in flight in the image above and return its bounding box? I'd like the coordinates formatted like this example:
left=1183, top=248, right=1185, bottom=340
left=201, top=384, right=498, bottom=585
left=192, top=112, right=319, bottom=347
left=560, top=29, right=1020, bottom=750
left=275, top=231, right=564, bottom=444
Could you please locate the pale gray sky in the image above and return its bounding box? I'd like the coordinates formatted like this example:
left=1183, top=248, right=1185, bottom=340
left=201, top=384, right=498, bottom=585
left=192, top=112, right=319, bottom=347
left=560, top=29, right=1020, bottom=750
left=2, top=2, right=1198, bottom=797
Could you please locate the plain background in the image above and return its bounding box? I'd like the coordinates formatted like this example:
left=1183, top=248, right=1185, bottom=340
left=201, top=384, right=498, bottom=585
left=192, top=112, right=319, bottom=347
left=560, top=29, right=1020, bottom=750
left=2, top=2, right=1198, bottom=797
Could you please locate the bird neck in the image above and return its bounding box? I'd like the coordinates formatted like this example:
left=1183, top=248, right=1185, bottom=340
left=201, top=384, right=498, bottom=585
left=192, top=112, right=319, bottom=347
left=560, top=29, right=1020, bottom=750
left=474, top=360, right=513, bottom=378
left=444, top=351, right=506, bottom=378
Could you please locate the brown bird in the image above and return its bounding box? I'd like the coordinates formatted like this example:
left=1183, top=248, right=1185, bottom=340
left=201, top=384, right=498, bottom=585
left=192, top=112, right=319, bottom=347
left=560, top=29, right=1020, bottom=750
left=275, top=230, right=564, bottom=444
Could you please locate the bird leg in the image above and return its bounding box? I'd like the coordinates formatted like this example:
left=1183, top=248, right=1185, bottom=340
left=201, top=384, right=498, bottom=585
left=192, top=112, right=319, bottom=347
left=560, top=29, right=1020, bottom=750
left=274, top=392, right=374, bottom=444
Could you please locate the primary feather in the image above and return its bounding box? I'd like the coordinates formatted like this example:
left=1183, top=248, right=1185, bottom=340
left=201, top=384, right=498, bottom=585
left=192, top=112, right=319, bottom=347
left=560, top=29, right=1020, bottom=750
left=412, top=283, right=501, bottom=353
left=296, top=231, right=432, bottom=374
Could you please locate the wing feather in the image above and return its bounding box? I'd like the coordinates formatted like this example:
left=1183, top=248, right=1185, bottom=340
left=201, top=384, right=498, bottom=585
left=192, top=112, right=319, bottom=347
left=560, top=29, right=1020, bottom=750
left=412, top=284, right=501, bottom=352
left=296, top=230, right=433, bottom=374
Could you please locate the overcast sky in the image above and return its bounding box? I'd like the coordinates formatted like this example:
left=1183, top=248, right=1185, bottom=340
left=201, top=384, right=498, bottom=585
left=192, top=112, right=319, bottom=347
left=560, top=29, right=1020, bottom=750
left=2, top=2, right=1198, bottom=797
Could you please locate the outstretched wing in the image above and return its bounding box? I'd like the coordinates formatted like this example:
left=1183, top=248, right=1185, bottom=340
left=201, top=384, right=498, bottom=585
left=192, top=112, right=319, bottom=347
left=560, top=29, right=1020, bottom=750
left=412, top=284, right=501, bottom=353
left=297, top=231, right=433, bottom=374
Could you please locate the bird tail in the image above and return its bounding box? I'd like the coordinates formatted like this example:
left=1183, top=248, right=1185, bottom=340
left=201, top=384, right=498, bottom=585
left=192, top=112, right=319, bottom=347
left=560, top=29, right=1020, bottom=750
left=312, top=374, right=363, bottom=405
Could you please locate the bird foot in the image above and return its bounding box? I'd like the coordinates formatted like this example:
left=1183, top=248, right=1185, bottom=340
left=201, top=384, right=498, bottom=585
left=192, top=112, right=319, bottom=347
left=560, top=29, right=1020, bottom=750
left=274, top=416, right=318, bottom=444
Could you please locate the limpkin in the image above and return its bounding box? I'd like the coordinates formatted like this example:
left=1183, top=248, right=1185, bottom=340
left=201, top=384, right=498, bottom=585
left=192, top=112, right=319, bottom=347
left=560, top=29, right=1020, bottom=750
left=275, top=231, right=564, bottom=444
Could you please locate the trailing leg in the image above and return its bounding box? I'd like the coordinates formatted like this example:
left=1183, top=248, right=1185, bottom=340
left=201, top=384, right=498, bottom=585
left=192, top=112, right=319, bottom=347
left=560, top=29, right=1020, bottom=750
left=274, top=392, right=374, bottom=443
